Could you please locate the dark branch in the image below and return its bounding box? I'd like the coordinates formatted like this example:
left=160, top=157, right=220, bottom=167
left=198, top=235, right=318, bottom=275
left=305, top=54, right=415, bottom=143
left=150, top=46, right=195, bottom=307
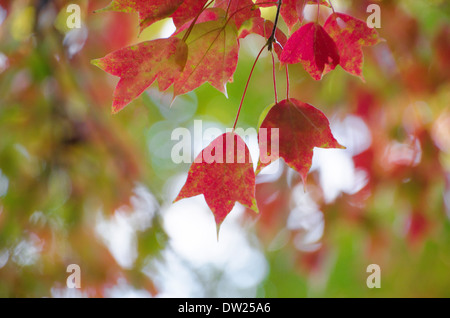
left=267, top=0, right=282, bottom=52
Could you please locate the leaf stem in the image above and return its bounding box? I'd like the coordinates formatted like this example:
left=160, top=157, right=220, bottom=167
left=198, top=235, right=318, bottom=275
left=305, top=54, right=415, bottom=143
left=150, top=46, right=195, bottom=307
left=316, top=1, right=320, bottom=23
left=232, top=44, right=267, bottom=131
left=271, top=51, right=278, bottom=104
left=328, top=0, right=336, bottom=14
left=285, top=64, right=290, bottom=100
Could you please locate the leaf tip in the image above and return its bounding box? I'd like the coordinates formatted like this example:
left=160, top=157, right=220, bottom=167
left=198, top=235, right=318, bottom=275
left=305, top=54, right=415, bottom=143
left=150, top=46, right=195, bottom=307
left=137, top=25, right=147, bottom=38
left=250, top=199, right=259, bottom=214
left=216, top=224, right=221, bottom=242
left=255, top=161, right=262, bottom=176
left=172, top=195, right=181, bottom=204
left=222, top=84, right=229, bottom=99
left=302, top=181, right=307, bottom=193
left=300, top=173, right=308, bottom=190
left=169, top=95, right=178, bottom=108
left=91, top=58, right=106, bottom=71
left=333, top=138, right=346, bottom=150
left=111, top=101, right=124, bottom=114
left=313, top=73, right=323, bottom=81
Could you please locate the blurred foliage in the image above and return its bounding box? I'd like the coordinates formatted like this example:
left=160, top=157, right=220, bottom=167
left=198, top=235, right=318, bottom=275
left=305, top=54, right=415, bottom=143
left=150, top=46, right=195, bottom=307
left=0, top=0, right=449, bottom=297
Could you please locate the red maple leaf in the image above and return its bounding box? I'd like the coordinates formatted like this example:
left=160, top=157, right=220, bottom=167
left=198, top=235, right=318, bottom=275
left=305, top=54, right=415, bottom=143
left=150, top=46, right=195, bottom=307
left=174, top=132, right=258, bottom=232
left=97, top=0, right=184, bottom=33
left=173, top=7, right=224, bottom=34
left=323, top=12, right=382, bottom=80
left=280, top=22, right=339, bottom=80
left=173, top=9, right=239, bottom=97
left=92, top=37, right=188, bottom=113
left=255, top=0, right=330, bottom=31
left=214, top=0, right=261, bottom=29
left=257, top=98, right=344, bottom=184
left=171, top=0, right=208, bottom=28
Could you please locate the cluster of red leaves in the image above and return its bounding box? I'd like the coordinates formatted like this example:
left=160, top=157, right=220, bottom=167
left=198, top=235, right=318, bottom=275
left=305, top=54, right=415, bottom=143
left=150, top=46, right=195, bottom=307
left=93, top=0, right=381, bottom=232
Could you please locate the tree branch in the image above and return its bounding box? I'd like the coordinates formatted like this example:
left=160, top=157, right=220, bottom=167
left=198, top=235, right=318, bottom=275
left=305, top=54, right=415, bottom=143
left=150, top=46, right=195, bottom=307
left=267, top=0, right=282, bottom=52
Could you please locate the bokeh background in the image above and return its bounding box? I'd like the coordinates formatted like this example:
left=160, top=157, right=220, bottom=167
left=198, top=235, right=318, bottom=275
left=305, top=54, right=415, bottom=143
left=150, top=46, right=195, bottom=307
left=0, top=0, right=449, bottom=297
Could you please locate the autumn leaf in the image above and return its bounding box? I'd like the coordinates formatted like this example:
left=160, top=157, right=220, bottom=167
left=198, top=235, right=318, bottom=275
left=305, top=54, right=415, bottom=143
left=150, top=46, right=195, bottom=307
left=171, top=0, right=208, bottom=29
left=96, top=0, right=184, bottom=33
left=214, top=0, right=261, bottom=29
left=174, top=9, right=239, bottom=97
left=238, top=17, right=288, bottom=58
left=173, top=8, right=224, bottom=34
left=323, top=12, right=382, bottom=80
left=256, top=0, right=299, bottom=31
left=174, top=132, right=258, bottom=232
left=280, top=22, right=339, bottom=80
left=92, top=37, right=188, bottom=113
left=255, top=0, right=330, bottom=31
left=257, top=98, right=344, bottom=184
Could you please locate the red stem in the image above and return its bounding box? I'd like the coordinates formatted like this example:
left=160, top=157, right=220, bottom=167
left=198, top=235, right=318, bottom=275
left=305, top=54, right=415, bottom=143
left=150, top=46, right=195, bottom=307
left=233, top=45, right=267, bottom=131
left=328, top=0, right=336, bottom=13
left=316, top=2, right=320, bottom=23
left=285, top=64, right=290, bottom=100
left=271, top=51, right=278, bottom=104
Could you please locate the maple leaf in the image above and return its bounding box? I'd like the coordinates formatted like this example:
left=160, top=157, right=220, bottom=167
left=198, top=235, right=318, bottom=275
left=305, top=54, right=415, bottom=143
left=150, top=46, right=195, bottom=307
left=280, top=22, right=339, bottom=80
left=214, top=0, right=261, bottom=29
left=92, top=37, right=188, bottom=113
left=174, top=132, right=258, bottom=232
left=238, top=17, right=288, bottom=58
left=323, top=12, right=382, bottom=80
left=255, top=0, right=330, bottom=31
left=171, top=0, right=208, bottom=29
left=257, top=98, right=344, bottom=184
left=173, top=9, right=239, bottom=97
left=97, top=0, right=184, bottom=33
left=173, top=7, right=224, bottom=34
